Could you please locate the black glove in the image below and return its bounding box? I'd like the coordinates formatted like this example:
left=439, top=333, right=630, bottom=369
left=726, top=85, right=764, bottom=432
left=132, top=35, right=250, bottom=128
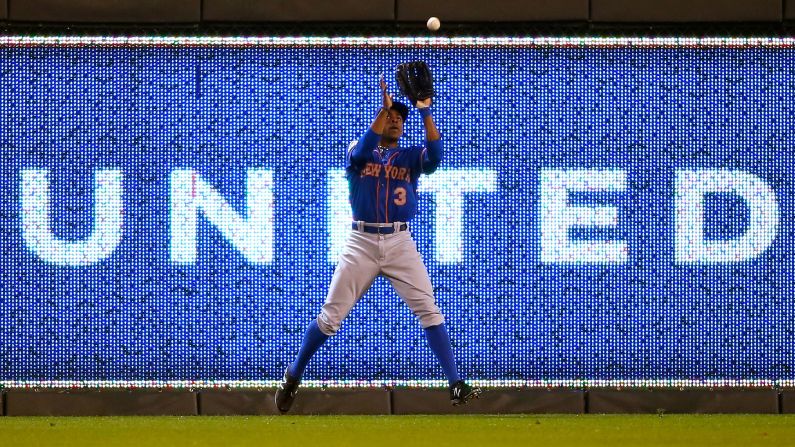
left=395, top=61, right=435, bottom=105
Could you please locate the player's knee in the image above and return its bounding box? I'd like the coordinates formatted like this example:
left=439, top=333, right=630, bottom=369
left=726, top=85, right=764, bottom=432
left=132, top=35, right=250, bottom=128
left=411, top=301, right=445, bottom=328
left=316, top=313, right=340, bottom=336
left=419, top=312, right=445, bottom=328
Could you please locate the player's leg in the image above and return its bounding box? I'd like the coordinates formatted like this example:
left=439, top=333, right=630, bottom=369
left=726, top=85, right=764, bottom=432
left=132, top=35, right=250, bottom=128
left=286, top=320, right=328, bottom=381
left=381, top=230, right=481, bottom=405
left=276, top=230, right=380, bottom=413
left=379, top=232, right=455, bottom=381
left=291, top=231, right=380, bottom=373
left=316, top=230, right=381, bottom=336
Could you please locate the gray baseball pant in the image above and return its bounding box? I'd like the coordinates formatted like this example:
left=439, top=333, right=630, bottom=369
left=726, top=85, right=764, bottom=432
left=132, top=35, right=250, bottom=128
left=317, top=226, right=445, bottom=335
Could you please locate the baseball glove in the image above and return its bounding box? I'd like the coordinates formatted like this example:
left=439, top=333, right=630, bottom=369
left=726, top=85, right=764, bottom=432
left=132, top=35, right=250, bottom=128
left=395, top=61, right=435, bottom=105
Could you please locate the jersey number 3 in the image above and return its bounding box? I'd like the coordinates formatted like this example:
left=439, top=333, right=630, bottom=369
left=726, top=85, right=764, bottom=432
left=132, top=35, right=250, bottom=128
left=393, top=187, right=407, bottom=206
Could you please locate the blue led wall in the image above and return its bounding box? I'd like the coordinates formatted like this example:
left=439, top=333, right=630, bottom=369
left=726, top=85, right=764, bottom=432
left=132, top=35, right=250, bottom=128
left=1, top=40, right=794, bottom=386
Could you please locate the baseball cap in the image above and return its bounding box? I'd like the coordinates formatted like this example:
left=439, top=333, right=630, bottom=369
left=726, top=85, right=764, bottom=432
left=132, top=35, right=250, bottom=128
left=390, top=101, right=409, bottom=121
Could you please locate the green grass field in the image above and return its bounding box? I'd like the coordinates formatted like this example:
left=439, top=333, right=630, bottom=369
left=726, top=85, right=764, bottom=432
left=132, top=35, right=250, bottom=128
left=2, top=414, right=794, bottom=447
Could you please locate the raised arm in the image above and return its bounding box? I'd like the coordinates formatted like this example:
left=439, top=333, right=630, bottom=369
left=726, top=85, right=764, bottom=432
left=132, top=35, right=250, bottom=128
left=416, top=98, right=442, bottom=173
left=417, top=98, right=440, bottom=142
left=349, top=75, right=393, bottom=164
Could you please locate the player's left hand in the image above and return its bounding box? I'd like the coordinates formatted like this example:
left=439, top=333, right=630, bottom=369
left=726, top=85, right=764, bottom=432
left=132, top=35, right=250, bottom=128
left=416, top=98, right=432, bottom=109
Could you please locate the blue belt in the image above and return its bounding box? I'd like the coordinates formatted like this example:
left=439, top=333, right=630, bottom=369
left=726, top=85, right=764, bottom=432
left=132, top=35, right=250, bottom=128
left=352, top=223, right=408, bottom=234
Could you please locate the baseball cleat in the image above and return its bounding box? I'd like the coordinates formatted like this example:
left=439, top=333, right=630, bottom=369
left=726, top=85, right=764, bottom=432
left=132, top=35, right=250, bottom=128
left=449, top=380, right=482, bottom=406
left=275, top=367, right=301, bottom=413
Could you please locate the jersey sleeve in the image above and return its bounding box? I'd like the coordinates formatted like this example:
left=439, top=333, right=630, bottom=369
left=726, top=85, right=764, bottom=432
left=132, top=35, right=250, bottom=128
left=411, top=138, right=443, bottom=175
left=347, top=128, right=379, bottom=169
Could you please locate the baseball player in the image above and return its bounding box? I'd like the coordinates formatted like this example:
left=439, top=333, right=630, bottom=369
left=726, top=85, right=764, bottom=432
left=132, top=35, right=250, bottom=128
left=275, top=74, right=481, bottom=413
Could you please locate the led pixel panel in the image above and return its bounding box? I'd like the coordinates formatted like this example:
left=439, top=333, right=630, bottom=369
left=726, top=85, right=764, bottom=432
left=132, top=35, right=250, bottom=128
left=1, top=37, right=794, bottom=388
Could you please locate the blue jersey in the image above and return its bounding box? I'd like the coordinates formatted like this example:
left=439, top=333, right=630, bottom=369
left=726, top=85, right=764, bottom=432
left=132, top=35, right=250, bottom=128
left=346, top=128, right=443, bottom=223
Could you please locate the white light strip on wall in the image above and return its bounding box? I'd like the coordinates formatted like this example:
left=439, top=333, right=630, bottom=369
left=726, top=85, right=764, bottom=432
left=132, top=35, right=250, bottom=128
left=0, top=379, right=786, bottom=389
left=1, top=36, right=795, bottom=48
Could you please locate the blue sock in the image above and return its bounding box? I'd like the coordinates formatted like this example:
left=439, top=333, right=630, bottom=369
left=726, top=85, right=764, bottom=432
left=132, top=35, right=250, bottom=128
left=288, top=320, right=329, bottom=379
left=424, top=323, right=461, bottom=386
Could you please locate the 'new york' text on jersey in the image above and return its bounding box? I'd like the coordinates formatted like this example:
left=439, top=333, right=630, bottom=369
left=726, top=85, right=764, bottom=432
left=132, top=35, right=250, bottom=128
left=346, top=128, right=443, bottom=223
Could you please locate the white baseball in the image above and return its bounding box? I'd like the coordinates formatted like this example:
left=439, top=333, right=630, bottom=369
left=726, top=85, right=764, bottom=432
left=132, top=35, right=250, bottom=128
left=426, top=17, right=441, bottom=32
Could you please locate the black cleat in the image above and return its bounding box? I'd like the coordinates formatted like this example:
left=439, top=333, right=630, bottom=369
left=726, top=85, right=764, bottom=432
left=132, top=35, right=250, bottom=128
left=449, top=380, right=482, bottom=406
left=275, top=367, right=301, bottom=413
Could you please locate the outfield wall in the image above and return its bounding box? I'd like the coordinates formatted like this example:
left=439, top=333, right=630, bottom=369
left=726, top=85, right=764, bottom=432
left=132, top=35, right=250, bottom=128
left=1, top=388, right=793, bottom=415
left=1, top=37, right=794, bottom=388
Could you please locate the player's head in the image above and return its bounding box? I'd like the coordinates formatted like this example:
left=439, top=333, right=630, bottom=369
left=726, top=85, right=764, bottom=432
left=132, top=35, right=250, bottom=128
left=383, top=101, right=408, bottom=143
left=390, top=101, right=409, bottom=122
